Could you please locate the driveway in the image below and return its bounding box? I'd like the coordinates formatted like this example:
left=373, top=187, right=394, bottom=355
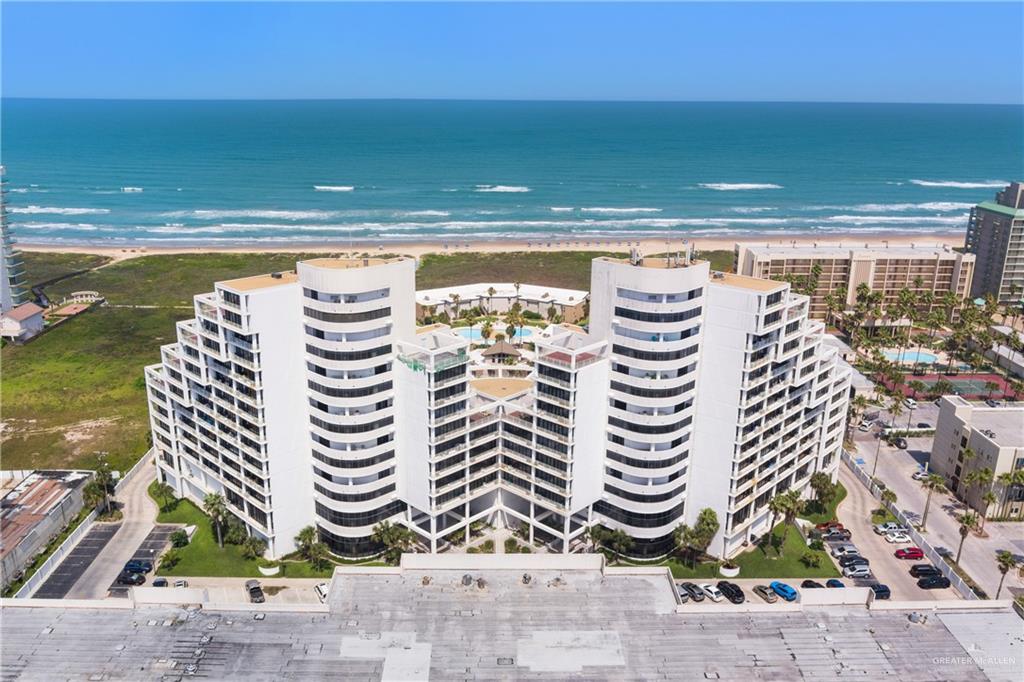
left=107, top=525, right=178, bottom=598
left=852, top=425, right=1024, bottom=599
left=33, top=523, right=121, bottom=599
left=65, top=459, right=159, bottom=599
left=836, top=465, right=958, bottom=602
left=175, top=577, right=326, bottom=605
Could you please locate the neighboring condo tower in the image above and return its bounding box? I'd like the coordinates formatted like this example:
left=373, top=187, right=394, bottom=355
left=0, top=166, right=31, bottom=313
left=965, top=181, right=1024, bottom=304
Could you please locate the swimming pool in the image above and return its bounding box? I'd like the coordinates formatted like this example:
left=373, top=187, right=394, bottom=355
left=456, top=326, right=533, bottom=341
left=883, top=350, right=938, bottom=364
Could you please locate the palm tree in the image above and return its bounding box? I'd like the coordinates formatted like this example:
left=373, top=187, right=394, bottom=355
left=919, top=474, right=946, bottom=532
left=449, top=292, right=461, bottom=318
left=674, top=523, right=700, bottom=568
left=980, top=490, right=999, bottom=531
left=480, top=321, right=493, bottom=344
left=996, top=472, right=1016, bottom=519
left=371, top=520, right=415, bottom=565
left=203, top=493, right=228, bottom=548
left=295, top=525, right=318, bottom=558
left=881, top=488, right=897, bottom=509
left=808, top=472, right=834, bottom=514
left=984, top=380, right=1000, bottom=400
left=83, top=479, right=108, bottom=515
left=152, top=481, right=175, bottom=511
left=241, top=535, right=267, bottom=560
left=995, top=551, right=1018, bottom=599
left=767, top=494, right=789, bottom=555
left=466, top=313, right=478, bottom=344
left=486, top=286, right=497, bottom=313
left=954, top=511, right=978, bottom=564
left=306, top=541, right=330, bottom=571
left=778, top=491, right=805, bottom=556
left=605, top=529, right=633, bottom=565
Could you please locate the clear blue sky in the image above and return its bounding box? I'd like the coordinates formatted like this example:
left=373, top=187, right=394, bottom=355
left=3, top=2, right=1022, bottom=103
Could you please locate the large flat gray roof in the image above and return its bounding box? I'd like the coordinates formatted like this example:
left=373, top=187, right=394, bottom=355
left=2, top=565, right=1016, bottom=680
left=971, top=406, right=1024, bottom=448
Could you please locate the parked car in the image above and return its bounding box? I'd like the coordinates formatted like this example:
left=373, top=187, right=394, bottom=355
left=985, top=399, right=1001, bottom=408
left=124, top=560, right=153, bottom=574
left=893, top=437, right=908, bottom=450
left=826, top=579, right=845, bottom=588
left=174, top=579, right=189, bottom=588
left=700, top=583, right=724, bottom=603
left=753, top=584, right=778, bottom=603
left=116, top=571, right=145, bottom=586
left=874, top=522, right=908, bottom=535
left=843, top=564, right=872, bottom=579
left=911, top=470, right=928, bottom=481
left=245, top=579, right=265, bottom=604
left=815, top=521, right=844, bottom=532
left=822, top=528, right=852, bottom=542
left=716, top=581, right=745, bottom=604
left=885, top=532, right=913, bottom=544
left=917, top=575, right=952, bottom=590
left=909, top=564, right=942, bottom=578
left=869, top=584, right=891, bottom=600
left=152, top=577, right=169, bottom=587
left=679, top=582, right=705, bottom=602
left=904, top=398, right=918, bottom=410
left=675, top=585, right=690, bottom=603
left=831, top=544, right=859, bottom=557
left=770, top=581, right=798, bottom=602
left=801, top=580, right=824, bottom=589
left=916, top=422, right=931, bottom=429
left=895, top=547, right=925, bottom=560
left=838, top=555, right=870, bottom=568
left=315, top=582, right=330, bottom=603
left=858, top=420, right=873, bottom=432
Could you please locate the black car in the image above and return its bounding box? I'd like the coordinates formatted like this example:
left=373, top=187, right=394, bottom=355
left=917, top=575, right=952, bottom=590
left=916, top=422, right=931, bottom=429
left=115, top=571, right=145, bottom=586
left=124, top=560, right=153, bottom=574
left=894, top=437, right=908, bottom=450
left=909, top=564, right=941, bottom=578
left=801, top=580, right=825, bottom=589
left=985, top=399, right=1001, bottom=408
left=152, top=577, right=169, bottom=587
left=716, top=581, right=745, bottom=604
left=838, top=555, right=870, bottom=568
left=869, top=584, right=891, bottom=600
left=679, top=582, right=705, bottom=602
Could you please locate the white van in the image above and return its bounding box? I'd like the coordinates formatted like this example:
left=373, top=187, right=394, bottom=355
left=315, top=582, right=330, bottom=603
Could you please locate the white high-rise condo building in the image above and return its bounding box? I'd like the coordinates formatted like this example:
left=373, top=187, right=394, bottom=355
left=146, top=251, right=849, bottom=558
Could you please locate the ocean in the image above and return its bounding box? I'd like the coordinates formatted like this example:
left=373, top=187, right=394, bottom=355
left=2, top=99, right=1021, bottom=247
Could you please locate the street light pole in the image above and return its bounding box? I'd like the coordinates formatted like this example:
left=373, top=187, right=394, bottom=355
left=871, top=425, right=884, bottom=478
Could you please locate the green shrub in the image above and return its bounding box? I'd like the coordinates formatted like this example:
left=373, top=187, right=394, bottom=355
left=800, top=551, right=823, bottom=568
left=481, top=539, right=495, bottom=553
left=466, top=546, right=480, bottom=554
left=809, top=540, right=825, bottom=552
left=170, top=530, right=189, bottom=548
left=504, top=538, right=519, bottom=553
left=519, top=546, right=531, bottom=553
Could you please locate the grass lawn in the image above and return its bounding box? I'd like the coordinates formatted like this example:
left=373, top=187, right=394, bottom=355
left=730, top=523, right=840, bottom=579
left=415, top=251, right=626, bottom=291
left=799, top=483, right=849, bottom=525
left=150, top=483, right=378, bottom=577
left=1, top=307, right=188, bottom=473
left=22, top=252, right=113, bottom=287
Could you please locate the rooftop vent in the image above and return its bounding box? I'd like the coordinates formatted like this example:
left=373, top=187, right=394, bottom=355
left=461, top=574, right=473, bottom=586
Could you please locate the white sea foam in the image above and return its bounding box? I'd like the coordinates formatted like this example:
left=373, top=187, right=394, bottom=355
left=121, top=187, right=144, bottom=193
left=806, top=202, right=974, bottom=212
left=163, top=209, right=337, bottom=220
left=549, top=207, right=575, bottom=213
left=474, top=185, right=531, bottom=193
left=821, top=214, right=968, bottom=226
left=908, top=179, right=1006, bottom=189
left=399, top=210, right=450, bottom=217
left=17, top=222, right=103, bottom=231
left=440, top=188, right=459, bottom=192
left=698, top=183, right=783, bottom=191
left=580, top=207, right=662, bottom=214
left=8, top=205, right=110, bottom=215
left=313, top=185, right=355, bottom=192
left=728, top=206, right=774, bottom=214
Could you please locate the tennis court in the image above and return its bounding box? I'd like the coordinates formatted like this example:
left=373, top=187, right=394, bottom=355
left=889, top=373, right=1018, bottom=399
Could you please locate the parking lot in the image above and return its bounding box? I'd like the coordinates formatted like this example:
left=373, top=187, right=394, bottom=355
left=107, top=525, right=178, bottom=597
left=33, top=523, right=121, bottom=599
left=174, top=577, right=326, bottom=604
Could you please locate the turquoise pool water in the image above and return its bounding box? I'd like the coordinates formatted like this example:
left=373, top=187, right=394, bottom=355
left=883, top=350, right=938, bottom=364
left=456, top=327, right=533, bottom=341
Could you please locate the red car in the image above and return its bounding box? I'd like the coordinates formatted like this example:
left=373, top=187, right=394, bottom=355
left=815, top=521, right=844, bottom=532
left=895, top=547, right=924, bottom=560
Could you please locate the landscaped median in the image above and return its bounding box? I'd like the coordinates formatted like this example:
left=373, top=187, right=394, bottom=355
left=147, top=482, right=382, bottom=578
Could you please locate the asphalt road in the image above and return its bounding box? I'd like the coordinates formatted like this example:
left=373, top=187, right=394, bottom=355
left=32, top=523, right=121, bottom=599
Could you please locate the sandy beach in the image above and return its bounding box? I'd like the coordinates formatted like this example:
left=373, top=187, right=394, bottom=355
left=18, top=232, right=966, bottom=262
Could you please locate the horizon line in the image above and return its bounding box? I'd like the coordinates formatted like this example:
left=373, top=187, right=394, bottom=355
left=3, top=96, right=1022, bottom=106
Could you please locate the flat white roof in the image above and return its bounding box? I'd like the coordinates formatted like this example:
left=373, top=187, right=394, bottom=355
left=738, top=242, right=971, bottom=261
left=416, top=282, right=588, bottom=307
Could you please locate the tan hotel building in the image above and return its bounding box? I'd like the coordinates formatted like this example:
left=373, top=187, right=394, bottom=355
left=735, top=243, right=975, bottom=324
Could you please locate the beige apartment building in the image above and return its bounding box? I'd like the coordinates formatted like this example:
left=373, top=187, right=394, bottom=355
left=735, top=243, right=975, bottom=324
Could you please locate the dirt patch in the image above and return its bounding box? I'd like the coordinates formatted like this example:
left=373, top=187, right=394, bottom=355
left=62, top=417, right=122, bottom=445
left=263, top=586, right=289, bottom=596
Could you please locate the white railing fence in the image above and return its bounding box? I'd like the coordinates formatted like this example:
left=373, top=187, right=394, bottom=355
left=841, top=450, right=979, bottom=600
left=115, top=449, right=154, bottom=493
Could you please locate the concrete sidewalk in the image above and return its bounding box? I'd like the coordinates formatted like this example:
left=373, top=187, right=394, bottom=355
left=65, top=459, right=158, bottom=599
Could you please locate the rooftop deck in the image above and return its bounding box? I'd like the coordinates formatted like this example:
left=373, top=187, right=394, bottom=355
left=471, top=377, right=534, bottom=400
left=303, top=256, right=408, bottom=270
left=713, top=272, right=787, bottom=292
left=219, top=271, right=299, bottom=292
